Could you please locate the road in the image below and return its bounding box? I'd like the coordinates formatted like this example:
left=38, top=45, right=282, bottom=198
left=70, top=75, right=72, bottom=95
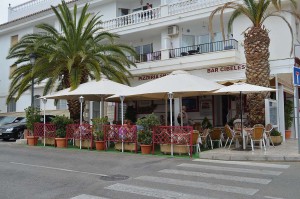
left=0, top=141, right=299, bottom=199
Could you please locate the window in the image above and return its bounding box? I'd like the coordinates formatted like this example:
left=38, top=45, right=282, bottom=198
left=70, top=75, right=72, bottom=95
left=92, top=101, right=100, bottom=118
left=56, top=100, right=67, bottom=110
left=182, top=35, right=195, bottom=47
left=11, top=35, right=18, bottom=47
left=34, top=95, right=41, bottom=109
left=135, top=43, right=153, bottom=61
left=119, top=8, right=130, bottom=16
left=7, top=98, right=16, bottom=112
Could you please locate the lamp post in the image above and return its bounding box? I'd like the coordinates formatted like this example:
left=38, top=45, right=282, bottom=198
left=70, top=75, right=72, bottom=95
left=29, top=53, right=37, bottom=108
left=119, top=95, right=125, bottom=153
left=42, top=98, right=47, bottom=147
left=79, top=96, right=84, bottom=150
left=167, top=92, right=174, bottom=156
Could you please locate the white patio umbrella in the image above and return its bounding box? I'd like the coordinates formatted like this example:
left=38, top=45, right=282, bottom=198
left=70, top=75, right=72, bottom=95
left=107, top=70, right=224, bottom=156
left=214, top=82, right=276, bottom=149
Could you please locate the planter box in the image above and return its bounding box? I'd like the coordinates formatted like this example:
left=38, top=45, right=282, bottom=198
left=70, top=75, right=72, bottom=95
left=160, top=144, right=190, bottom=155
left=115, top=142, right=140, bottom=152
left=42, top=138, right=55, bottom=146
left=271, top=136, right=282, bottom=146
left=75, top=139, right=92, bottom=149
left=27, top=136, right=38, bottom=146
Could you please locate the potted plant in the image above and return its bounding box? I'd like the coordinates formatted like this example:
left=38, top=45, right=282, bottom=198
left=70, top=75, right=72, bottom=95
left=94, top=131, right=105, bottom=150
left=202, top=117, right=212, bottom=129
left=92, top=117, right=108, bottom=150
left=284, top=100, right=293, bottom=139
left=24, top=106, right=41, bottom=146
left=136, top=113, right=160, bottom=154
left=270, top=130, right=283, bottom=145
left=52, top=115, right=73, bottom=148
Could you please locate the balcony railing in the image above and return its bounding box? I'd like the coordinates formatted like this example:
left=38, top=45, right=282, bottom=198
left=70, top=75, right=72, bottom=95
left=127, top=51, right=161, bottom=63
left=169, top=39, right=238, bottom=58
left=102, top=7, right=161, bottom=30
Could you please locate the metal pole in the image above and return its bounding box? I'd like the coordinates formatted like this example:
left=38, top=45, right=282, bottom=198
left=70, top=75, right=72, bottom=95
left=295, top=86, right=300, bottom=153
left=31, top=77, right=34, bottom=108
left=240, top=91, right=245, bottom=150
left=42, top=98, right=47, bottom=147
left=120, top=96, right=125, bottom=153
left=168, top=92, right=174, bottom=156
left=79, top=96, right=84, bottom=150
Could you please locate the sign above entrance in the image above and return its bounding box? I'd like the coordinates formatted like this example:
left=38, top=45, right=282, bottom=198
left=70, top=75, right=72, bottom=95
left=207, top=64, right=246, bottom=73
left=137, top=73, right=168, bottom=81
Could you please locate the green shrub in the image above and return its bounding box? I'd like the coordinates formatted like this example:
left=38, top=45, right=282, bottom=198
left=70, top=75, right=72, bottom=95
left=137, top=130, right=152, bottom=145
left=270, top=130, right=281, bottom=136
left=94, top=131, right=104, bottom=141
left=25, top=106, right=41, bottom=134
left=202, top=117, right=212, bottom=129
left=284, top=100, right=293, bottom=130
left=136, top=113, right=160, bottom=131
left=51, top=115, right=73, bottom=138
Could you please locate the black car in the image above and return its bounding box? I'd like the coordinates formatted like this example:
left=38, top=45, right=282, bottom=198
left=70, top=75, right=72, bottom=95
left=0, top=116, right=24, bottom=126
left=0, top=115, right=55, bottom=141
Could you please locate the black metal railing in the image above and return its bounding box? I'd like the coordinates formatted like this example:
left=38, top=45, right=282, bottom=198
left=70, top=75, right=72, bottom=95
left=127, top=51, right=161, bottom=63
left=169, top=39, right=238, bottom=58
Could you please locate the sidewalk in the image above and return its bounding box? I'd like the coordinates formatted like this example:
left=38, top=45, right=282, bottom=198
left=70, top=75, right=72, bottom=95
left=199, top=139, right=300, bottom=162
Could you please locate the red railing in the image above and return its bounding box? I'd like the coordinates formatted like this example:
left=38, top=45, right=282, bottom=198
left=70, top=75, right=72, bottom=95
left=33, top=123, right=56, bottom=138
left=103, top=124, right=138, bottom=153
left=153, top=126, right=193, bottom=157
left=66, top=124, right=93, bottom=149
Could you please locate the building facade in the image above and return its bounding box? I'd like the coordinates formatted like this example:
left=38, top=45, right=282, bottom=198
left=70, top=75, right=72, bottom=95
left=0, top=0, right=299, bottom=139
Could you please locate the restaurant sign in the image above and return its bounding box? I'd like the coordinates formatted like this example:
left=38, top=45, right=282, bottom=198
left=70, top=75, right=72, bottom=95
left=138, top=73, right=168, bottom=81
left=207, top=64, right=246, bottom=73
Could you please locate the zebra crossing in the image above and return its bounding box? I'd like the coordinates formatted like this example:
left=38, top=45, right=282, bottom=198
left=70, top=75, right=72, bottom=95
left=71, top=159, right=290, bottom=199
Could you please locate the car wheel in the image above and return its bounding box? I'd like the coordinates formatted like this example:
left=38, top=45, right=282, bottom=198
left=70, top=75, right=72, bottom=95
left=3, top=138, right=10, bottom=141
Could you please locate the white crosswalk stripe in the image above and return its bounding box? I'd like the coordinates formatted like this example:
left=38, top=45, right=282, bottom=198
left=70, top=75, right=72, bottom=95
left=159, top=169, right=272, bottom=184
left=178, top=163, right=282, bottom=176
left=106, top=183, right=218, bottom=199
left=193, top=159, right=290, bottom=169
left=70, top=194, right=109, bottom=199
left=100, top=161, right=289, bottom=199
left=136, top=176, right=258, bottom=195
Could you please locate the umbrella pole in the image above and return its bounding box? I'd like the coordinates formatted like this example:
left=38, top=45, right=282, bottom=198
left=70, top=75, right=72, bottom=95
left=240, top=91, right=245, bottom=150
left=180, top=96, right=183, bottom=127
left=165, top=98, right=168, bottom=125
left=79, top=96, right=84, bottom=150
left=168, top=93, right=174, bottom=157
left=101, top=97, right=104, bottom=118
left=42, top=98, right=47, bottom=147
left=120, top=96, right=125, bottom=153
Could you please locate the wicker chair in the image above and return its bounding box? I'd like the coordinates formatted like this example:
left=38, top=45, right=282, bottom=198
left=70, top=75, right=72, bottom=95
left=210, top=128, right=223, bottom=149
left=198, top=128, right=212, bottom=150
left=224, top=124, right=242, bottom=149
left=250, top=125, right=266, bottom=151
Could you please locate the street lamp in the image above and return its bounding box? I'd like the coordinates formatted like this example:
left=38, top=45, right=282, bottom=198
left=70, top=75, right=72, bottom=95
left=79, top=96, right=84, bottom=150
left=29, top=53, right=37, bottom=108
left=42, top=98, right=47, bottom=147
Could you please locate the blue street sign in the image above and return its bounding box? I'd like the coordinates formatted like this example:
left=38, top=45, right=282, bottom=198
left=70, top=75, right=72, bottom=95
left=293, top=66, right=300, bottom=86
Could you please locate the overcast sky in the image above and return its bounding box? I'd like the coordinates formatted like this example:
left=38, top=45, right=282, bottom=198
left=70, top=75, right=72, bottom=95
left=0, top=0, right=28, bottom=24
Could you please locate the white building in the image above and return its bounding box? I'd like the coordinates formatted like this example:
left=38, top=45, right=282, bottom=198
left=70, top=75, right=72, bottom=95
left=0, top=0, right=299, bottom=139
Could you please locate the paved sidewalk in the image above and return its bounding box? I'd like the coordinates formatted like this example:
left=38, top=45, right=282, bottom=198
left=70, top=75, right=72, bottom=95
left=199, top=139, right=300, bottom=161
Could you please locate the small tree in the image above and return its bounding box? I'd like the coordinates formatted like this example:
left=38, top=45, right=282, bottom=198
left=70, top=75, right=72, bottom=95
left=136, top=114, right=160, bottom=145
left=24, top=106, right=41, bottom=135
left=51, top=115, right=73, bottom=138
left=91, top=117, right=108, bottom=141
left=284, top=100, right=293, bottom=130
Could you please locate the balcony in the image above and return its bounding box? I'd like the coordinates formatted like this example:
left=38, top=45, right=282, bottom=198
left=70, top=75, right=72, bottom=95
left=169, top=39, right=238, bottom=58
left=102, top=0, right=234, bottom=30
left=127, top=51, right=161, bottom=63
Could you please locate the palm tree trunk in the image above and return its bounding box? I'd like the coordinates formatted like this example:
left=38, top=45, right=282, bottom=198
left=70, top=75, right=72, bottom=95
left=244, top=27, right=270, bottom=125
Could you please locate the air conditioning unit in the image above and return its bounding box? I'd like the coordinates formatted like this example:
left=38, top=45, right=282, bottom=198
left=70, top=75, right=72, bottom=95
left=168, top=25, right=179, bottom=36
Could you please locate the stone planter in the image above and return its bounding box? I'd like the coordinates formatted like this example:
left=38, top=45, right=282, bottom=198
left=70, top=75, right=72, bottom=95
left=95, top=141, right=105, bottom=150
left=75, top=139, right=92, bottom=149
left=27, top=136, right=38, bottom=146
left=160, top=144, right=190, bottom=155
left=55, top=138, right=67, bottom=148
left=140, top=144, right=152, bottom=154
left=271, top=136, right=283, bottom=146
left=115, top=142, right=140, bottom=152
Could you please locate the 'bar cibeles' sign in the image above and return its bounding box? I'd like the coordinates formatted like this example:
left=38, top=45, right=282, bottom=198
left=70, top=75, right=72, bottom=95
left=207, top=64, right=246, bottom=73
left=138, top=73, right=168, bottom=81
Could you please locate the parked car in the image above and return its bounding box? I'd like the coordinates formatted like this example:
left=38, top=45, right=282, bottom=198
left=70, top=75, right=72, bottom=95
left=0, top=116, right=24, bottom=126
left=0, top=115, right=55, bottom=141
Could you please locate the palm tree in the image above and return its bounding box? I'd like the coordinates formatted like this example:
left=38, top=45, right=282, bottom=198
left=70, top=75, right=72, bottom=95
left=209, top=0, right=299, bottom=125
left=7, top=1, right=137, bottom=120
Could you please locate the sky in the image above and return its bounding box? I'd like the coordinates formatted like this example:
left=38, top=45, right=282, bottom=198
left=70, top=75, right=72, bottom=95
left=0, top=0, right=28, bottom=24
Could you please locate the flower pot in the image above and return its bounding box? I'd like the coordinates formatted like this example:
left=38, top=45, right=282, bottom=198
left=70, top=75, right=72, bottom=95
left=285, top=130, right=291, bottom=139
left=55, top=138, right=66, bottom=148
left=95, top=141, right=105, bottom=150
left=27, top=136, right=38, bottom=146
left=75, top=139, right=92, bottom=149
left=160, top=144, right=189, bottom=155
left=140, top=144, right=152, bottom=154
left=115, top=142, right=140, bottom=152
left=270, top=136, right=283, bottom=146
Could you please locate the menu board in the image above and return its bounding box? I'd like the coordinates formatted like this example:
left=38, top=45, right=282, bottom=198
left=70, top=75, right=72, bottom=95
left=265, top=99, right=278, bottom=127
